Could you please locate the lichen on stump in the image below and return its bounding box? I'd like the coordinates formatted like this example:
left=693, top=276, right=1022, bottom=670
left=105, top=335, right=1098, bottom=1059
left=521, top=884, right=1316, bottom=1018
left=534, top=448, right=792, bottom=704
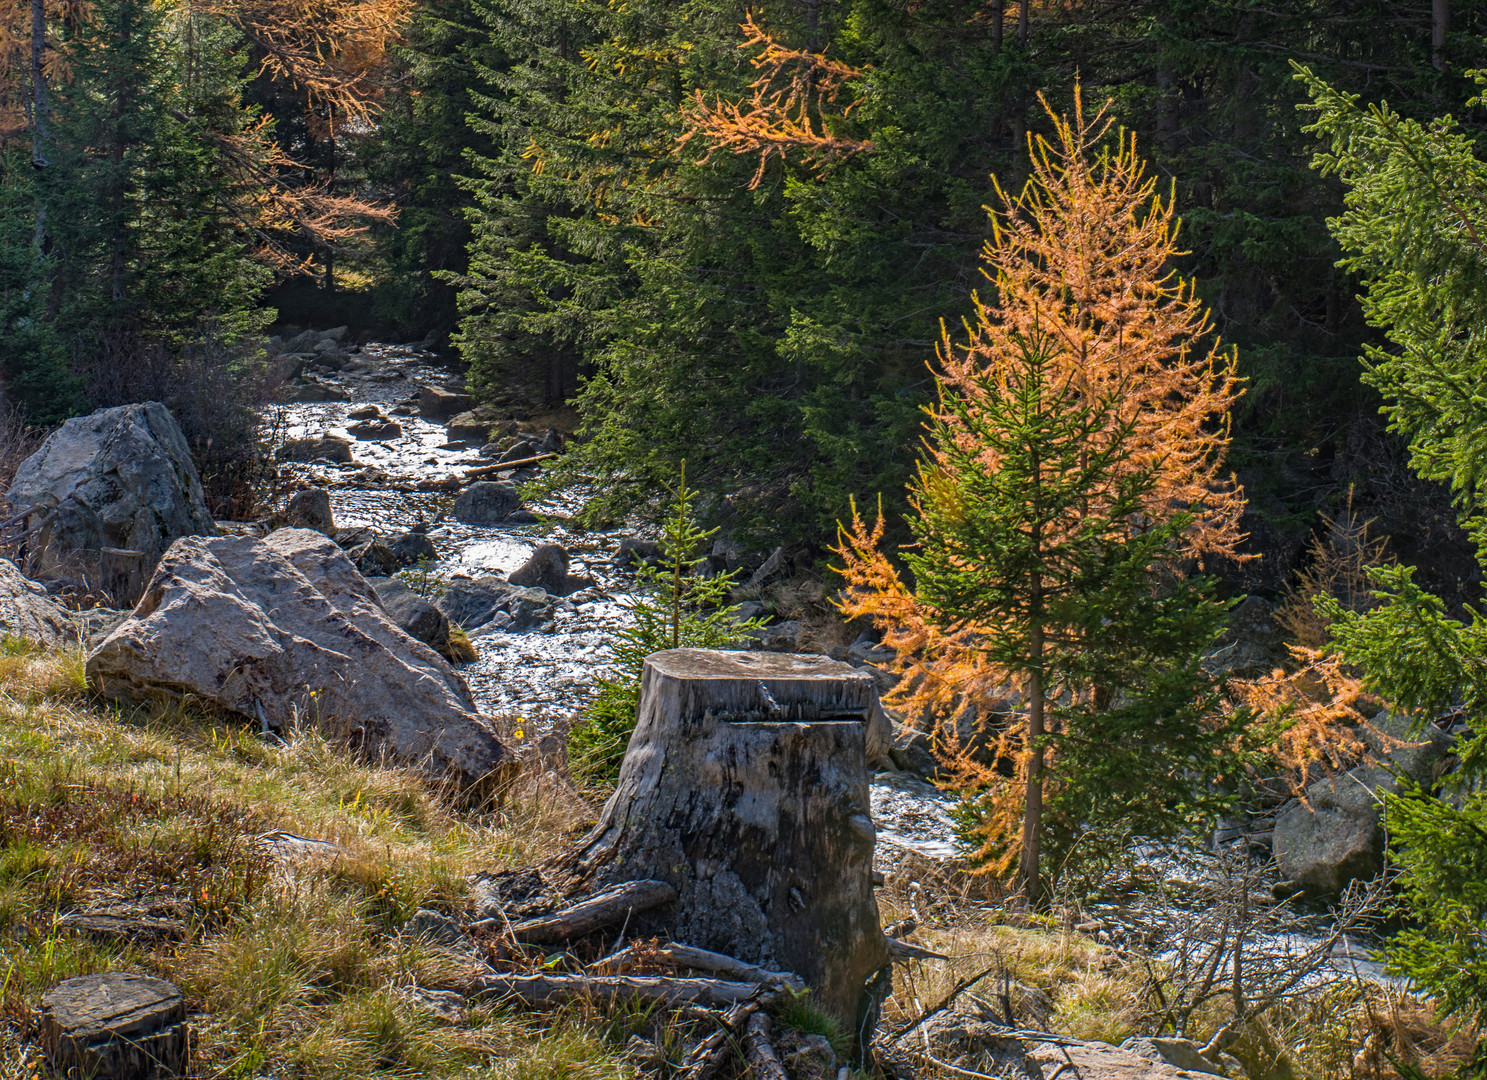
left=565, top=648, right=891, bottom=1026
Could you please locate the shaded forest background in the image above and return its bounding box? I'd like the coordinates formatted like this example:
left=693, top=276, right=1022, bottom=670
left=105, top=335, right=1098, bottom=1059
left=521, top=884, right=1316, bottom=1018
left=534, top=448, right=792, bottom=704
left=2, top=0, right=1484, bottom=598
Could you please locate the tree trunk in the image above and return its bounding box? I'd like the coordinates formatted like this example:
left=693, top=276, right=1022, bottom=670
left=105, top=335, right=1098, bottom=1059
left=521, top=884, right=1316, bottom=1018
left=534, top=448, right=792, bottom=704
left=1433, top=0, right=1449, bottom=71
left=563, top=649, right=891, bottom=1028
left=41, top=973, right=188, bottom=1078
left=30, top=0, right=50, bottom=168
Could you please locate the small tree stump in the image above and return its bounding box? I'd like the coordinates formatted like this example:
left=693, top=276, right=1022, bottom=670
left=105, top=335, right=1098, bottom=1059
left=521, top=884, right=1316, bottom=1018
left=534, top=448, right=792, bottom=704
left=40, top=972, right=188, bottom=1078
left=100, top=548, right=147, bottom=608
left=567, top=649, right=890, bottom=1027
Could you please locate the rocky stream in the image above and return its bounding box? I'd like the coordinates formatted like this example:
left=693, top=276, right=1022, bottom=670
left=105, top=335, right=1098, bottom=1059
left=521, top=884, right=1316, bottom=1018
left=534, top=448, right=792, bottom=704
left=267, top=332, right=1409, bottom=999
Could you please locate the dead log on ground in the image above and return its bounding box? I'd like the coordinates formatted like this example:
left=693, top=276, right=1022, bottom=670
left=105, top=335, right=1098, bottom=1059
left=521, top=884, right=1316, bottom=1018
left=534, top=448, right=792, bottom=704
left=506, top=879, right=676, bottom=944
left=471, top=972, right=766, bottom=1009
left=591, top=941, right=805, bottom=990
left=462, top=453, right=557, bottom=479
left=743, top=1012, right=791, bottom=1080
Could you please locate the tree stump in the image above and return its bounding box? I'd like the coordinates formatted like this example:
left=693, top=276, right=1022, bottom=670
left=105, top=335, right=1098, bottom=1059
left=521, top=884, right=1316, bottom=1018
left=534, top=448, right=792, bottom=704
left=40, top=972, right=188, bottom=1078
left=100, top=548, right=146, bottom=608
left=566, top=649, right=891, bottom=1027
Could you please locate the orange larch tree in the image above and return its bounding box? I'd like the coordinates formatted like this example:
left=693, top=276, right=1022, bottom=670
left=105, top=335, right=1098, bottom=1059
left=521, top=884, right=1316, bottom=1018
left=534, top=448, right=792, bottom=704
left=836, top=88, right=1253, bottom=903
left=677, top=12, right=872, bottom=190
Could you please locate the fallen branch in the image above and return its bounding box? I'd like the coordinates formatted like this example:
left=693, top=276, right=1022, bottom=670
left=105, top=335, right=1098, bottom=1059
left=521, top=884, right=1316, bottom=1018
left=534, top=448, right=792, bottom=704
left=507, top=880, right=677, bottom=944
left=680, top=999, right=760, bottom=1080
left=887, top=937, right=953, bottom=962
left=591, top=941, right=805, bottom=991
left=743, top=1012, right=790, bottom=1080
left=472, top=972, right=764, bottom=1009
left=909, top=1050, right=1006, bottom=1080
left=463, top=453, right=558, bottom=479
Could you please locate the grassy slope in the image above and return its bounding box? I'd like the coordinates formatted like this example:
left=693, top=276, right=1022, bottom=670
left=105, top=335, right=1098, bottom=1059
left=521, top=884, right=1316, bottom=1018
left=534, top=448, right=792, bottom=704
left=0, top=641, right=1466, bottom=1079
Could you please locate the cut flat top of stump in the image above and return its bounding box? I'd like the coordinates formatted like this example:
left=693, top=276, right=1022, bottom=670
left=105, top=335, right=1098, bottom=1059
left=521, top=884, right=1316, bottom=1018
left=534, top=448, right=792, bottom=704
left=42, top=973, right=185, bottom=1041
left=645, top=648, right=871, bottom=683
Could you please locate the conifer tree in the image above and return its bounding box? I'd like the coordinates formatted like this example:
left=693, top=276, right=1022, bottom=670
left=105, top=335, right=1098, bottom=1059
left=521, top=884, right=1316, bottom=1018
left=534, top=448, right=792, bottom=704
left=837, top=90, right=1251, bottom=904
left=1295, top=65, right=1487, bottom=1025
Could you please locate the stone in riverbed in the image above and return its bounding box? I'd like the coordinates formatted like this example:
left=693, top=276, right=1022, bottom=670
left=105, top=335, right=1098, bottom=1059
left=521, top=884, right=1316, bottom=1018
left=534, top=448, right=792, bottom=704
left=452, top=481, right=520, bottom=525
left=508, top=543, right=569, bottom=594
left=7, top=402, right=216, bottom=577
left=437, top=576, right=553, bottom=632
left=446, top=409, right=501, bottom=444
left=282, top=378, right=351, bottom=404
left=276, top=488, right=335, bottom=534
left=277, top=434, right=353, bottom=464
left=86, top=529, right=513, bottom=790
left=370, top=576, right=452, bottom=658
left=1273, top=768, right=1390, bottom=896
left=347, top=417, right=403, bottom=440
left=419, top=386, right=474, bottom=423
left=388, top=530, right=438, bottom=567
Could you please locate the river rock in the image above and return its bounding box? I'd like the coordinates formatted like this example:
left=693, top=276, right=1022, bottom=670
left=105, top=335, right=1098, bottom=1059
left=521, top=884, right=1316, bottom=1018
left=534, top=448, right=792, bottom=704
left=347, top=417, right=403, bottom=440
left=388, top=530, right=438, bottom=567
left=497, top=439, right=537, bottom=465
left=453, top=481, right=520, bottom=526
left=1273, top=768, right=1390, bottom=896
left=508, top=544, right=570, bottom=594
left=282, top=328, right=321, bottom=353
left=0, top=559, right=78, bottom=647
left=349, top=540, right=399, bottom=577
left=278, top=488, right=334, bottom=534
left=283, top=378, right=351, bottom=404
left=86, top=529, right=513, bottom=790
left=615, top=538, right=663, bottom=568
left=370, top=576, right=451, bottom=657
left=347, top=404, right=383, bottom=421
left=1363, top=710, right=1456, bottom=787
left=437, top=576, right=553, bottom=632
left=7, top=402, right=216, bottom=577
left=278, top=434, right=353, bottom=464
left=446, top=409, right=499, bottom=444
left=419, top=386, right=474, bottom=423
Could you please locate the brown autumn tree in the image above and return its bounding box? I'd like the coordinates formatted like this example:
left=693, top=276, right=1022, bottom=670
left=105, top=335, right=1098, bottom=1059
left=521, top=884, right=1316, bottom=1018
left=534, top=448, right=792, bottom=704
left=836, top=89, right=1250, bottom=903
left=2, top=0, right=404, bottom=269
left=678, top=12, right=872, bottom=190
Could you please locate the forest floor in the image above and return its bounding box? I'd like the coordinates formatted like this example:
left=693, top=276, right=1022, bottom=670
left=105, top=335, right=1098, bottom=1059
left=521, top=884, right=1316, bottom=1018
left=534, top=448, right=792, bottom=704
left=0, top=639, right=1466, bottom=1079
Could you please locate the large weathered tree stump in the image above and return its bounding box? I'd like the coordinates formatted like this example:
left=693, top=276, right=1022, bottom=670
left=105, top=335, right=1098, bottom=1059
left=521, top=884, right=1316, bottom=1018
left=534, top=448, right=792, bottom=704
left=567, top=649, right=891, bottom=1026
left=40, top=972, right=188, bottom=1078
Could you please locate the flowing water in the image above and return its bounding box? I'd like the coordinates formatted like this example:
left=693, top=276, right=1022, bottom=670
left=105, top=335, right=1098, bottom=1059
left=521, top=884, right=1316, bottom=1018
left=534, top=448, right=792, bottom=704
left=272, top=340, right=1400, bottom=990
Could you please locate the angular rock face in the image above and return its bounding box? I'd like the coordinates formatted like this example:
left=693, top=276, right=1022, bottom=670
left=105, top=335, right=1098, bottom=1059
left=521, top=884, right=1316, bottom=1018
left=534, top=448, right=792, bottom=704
left=1273, top=769, right=1389, bottom=895
left=419, top=387, right=474, bottom=423
left=452, top=482, right=520, bottom=526
left=437, top=576, right=553, bottom=632
left=279, top=488, right=334, bottom=534
left=370, top=576, right=451, bottom=656
left=277, top=434, right=353, bottom=463
left=86, top=529, right=512, bottom=790
left=7, top=402, right=216, bottom=576
left=508, top=544, right=570, bottom=594
left=0, top=559, right=79, bottom=647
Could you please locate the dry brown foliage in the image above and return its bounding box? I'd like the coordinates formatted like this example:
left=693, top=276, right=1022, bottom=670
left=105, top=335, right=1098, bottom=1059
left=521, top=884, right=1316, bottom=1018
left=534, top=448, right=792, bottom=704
left=835, top=89, right=1247, bottom=882
left=678, top=12, right=872, bottom=189
left=189, top=0, right=414, bottom=134
left=3, top=1, right=400, bottom=271
left=1230, top=505, right=1411, bottom=795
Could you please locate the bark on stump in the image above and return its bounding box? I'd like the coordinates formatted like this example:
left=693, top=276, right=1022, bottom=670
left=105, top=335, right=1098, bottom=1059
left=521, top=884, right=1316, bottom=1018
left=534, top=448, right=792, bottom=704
left=567, top=648, right=890, bottom=1027
left=40, top=972, right=187, bottom=1078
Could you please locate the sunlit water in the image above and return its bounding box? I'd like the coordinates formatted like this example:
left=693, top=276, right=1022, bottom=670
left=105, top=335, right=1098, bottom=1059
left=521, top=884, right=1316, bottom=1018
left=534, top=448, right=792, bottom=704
left=272, top=343, right=1397, bottom=988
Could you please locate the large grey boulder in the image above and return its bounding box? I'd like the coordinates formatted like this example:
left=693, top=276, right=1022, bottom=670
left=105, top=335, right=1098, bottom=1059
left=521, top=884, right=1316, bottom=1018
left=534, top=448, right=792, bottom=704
left=508, top=543, right=572, bottom=595
left=0, top=560, right=78, bottom=647
left=7, top=402, right=215, bottom=576
left=86, top=529, right=512, bottom=790
left=369, top=577, right=451, bottom=657
left=1274, top=769, right=1390, bottom=896
left=452, top=482, right=521, bottom=526
left=437, top=576, right=553, bottom=632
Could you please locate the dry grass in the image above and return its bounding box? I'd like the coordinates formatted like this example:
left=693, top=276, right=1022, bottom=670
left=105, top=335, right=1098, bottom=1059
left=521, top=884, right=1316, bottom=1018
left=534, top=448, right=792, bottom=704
left=0, top=641, right=631, bottom=1079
